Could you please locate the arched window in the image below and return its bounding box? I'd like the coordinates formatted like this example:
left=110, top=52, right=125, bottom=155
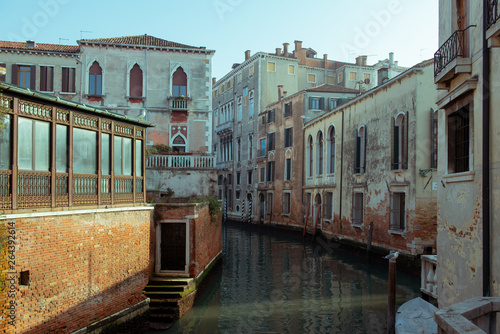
left=89, top=61, right=102, bottom=95
left=249, top=91, right=254, bottom=117
left=285, top=150, right=292, bottom=181
left=317, top=131, right=323, bottom=176
left=307, top=135, right=313, bottom=177
left=129, top=64, right=143, bottom=97
left=172, top=67, right=187, bottom=97
left=392, top=113, right=408, bottom=170
left=172, top=135, right=186, bottom=153
left=327, top=126, right=335, bottom=174
left=354, top=126, right=367, bottom=174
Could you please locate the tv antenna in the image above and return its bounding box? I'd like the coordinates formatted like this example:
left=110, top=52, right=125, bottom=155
left=80, top=30, right=93, bottom=39
left=59, top=38, right=69, bottom=44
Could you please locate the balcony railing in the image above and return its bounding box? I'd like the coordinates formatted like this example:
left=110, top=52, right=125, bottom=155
left=169, top=97, right=189, bottom=110
left=488, top=0, right=500, bottom=28
left=146, top=154, right=215, bottom=169
left=434, top=30, right=465, bottom=76
left=421, top=254, right=438, bottom=299
left=0, top=170, right=145, bottom=210
left=215, top=121, right=233, bottom=134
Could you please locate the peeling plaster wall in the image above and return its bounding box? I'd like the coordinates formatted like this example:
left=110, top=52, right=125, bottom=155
left=303, top=62, right=437, bottom=256
left=146, top=169, right=218, bottom=198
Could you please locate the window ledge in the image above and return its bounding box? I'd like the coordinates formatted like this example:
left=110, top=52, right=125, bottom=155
left=352, top=223, right=363, bottom=229
left=60, top=92, right=76, bottom=95
left=281, top=213, right=290, bottom=217
left=323, top=219, right=332, bottom=224
left=388, top=229, right=406, bottom=236
left=443, top=171, right=475, bottom=183
left=85, top=94, right=105, bottom=98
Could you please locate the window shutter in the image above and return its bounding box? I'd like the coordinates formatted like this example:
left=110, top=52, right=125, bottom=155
left=354, top=129, right=359, bottom=172
left=320, top=97, right=325, bottom=110
left=0, top=63, right=5, bottom=82
left=393, top=124, right=399, bottom=169
left=40, top=66, right=47, bottom=91
left=62, top=68, right=68, bottom=92
left=11, top=65, right=18, bottom=85
left=403, top=111, right=409, bottom=169
left=30, top=65, right=36, bottom=90
left=363, top=125, right=367, bottom=173
left=289, top=102, right=292, bottom=115
left=309, top=97, right=313, bottom=109
left=430, top=109, right=435, bottom=168
left=290, top=128, right=293, bottom=146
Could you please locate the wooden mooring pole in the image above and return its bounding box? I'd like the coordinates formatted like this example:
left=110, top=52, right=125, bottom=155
left=366, top=221, right=373, bottom=261
left=386, top=252, right=398, bottom=334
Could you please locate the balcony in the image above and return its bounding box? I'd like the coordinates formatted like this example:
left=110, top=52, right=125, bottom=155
left=146, top=154, right=216, bottom=169
left=421, top=254, right=438, bottom=299
left=434, top=29, right=472, bottom=88
left=487, top=0, right=500, bottom=47
left=215, top=121, right=233, bottom=135
left=168, top=96, right=190, bottom=111
left=435, top=297, right=500, bottom=333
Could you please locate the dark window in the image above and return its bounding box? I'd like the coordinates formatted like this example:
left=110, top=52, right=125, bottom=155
left=392, top=113, right=408, bottom=170
left=261, top=114, right=266, bottom=124
left=353, top=192, right=364, bottom=225
left=236, top=172, right=241, bottom=185
left=89, top=61, right=102, bottom=95
left=284, top=102, right=292, bottom=118
left=266, top=193, right=273, bottom=213
left=40, top=66, right=54, bottom=92
left=354, top=126, right=367, bottom=174
left=130, top=64, right=143, bottom=97
left=260, top=167, right=265, bottom=182
left=260, top=138, right=266, bottom=157
left=324, top=192, right=333, bottom=219
left=267, top=109, right=275, bottom=123
left=14, top=65, right=35, bottom=89
left=247, top=170, right=252, bottom=184
left=267, top=161, right=275, bottom=181
left=390, top=192, right=406, bottom=231
left=62, top=67, right=76, bottom=93
left=172, top=67, right=187, bottom=97
left=283, top=193, right=291, bottom=214
left=309, top=97, right=324, bottom=109
left=308, top=136, right=313, bottom=177
left=267, top=133, right=275, bottom=151
left=317, top=131, right=323, bottom=175
left=328, top=127, right=335, bottom=174
left=285, top=158, right=292, bottom=181
left=172, top=135, right=186, bottom=153
left=285, top=128, right=293, bottom=148
left=448, top=106, right=470, bottom=173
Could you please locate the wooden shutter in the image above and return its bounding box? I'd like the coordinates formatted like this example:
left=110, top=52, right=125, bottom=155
left=354, top=129, right=360, bottom=172
left=320, top=97, right=325, bottom=110
left=30, top=65, right=36, bottom=89
left=11, top=65, right=18, bottom=85
left=403, top=112, right=409, bottom=169
left=309, top=97, right=313, bottom=109
left=0, top=63, right=5, bottom=82
left=430, top=109, right=436, bottom=168
left=40, top=66, right=47, bottom=91
left=393, top=122, right=399, bottom=169
left=363, top=125, right=367, bottom=173
left=62, top=67, right=69, bottom=92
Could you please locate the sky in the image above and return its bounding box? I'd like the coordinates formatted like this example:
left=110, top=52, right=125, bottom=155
left=1, top=0, right=438, bottom=80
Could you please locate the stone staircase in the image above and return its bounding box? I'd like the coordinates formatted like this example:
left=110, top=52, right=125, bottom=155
left=145, top=276, right=196, bottom=330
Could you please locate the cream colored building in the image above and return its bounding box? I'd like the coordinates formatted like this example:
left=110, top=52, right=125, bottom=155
left=303, top=59, right=437, bottom=256
left=434, top=0, right=500, bottom=308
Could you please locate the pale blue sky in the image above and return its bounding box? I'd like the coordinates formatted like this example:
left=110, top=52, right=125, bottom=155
left=1, top=0, right=438, bottom=80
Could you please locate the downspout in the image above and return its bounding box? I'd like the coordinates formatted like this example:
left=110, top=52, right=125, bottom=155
left=482, top=0, right=491, bottom=298
left=339, top=109, right=344, bottom=232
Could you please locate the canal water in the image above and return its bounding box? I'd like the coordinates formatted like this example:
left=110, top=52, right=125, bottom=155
left=159, top=221, right=420, bottom=334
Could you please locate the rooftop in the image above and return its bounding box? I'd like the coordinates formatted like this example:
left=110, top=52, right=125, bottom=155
left=79, top=34, right=206, bottom=50
left=0, top=40, right=80, bottom=53
left=305, top=84, right=359, bottom=94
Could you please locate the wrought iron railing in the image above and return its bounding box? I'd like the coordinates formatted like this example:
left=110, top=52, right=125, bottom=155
left=146, top=154, right=216, bottom=169
left=488, top=0, right=500, bottom=28
left=434, top=29, right=465, bottom=76
left=0, top=170, right=145, bottom=210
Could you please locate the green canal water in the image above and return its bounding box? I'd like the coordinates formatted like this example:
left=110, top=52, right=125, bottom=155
left=154, top=221, right=420, bottom=333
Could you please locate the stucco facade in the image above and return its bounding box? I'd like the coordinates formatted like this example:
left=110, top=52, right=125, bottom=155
left=212, top=41, right=405, bottom=221
left=303, top=60, right=438, bottom=256
left=434, top=0, right=500, bottom=308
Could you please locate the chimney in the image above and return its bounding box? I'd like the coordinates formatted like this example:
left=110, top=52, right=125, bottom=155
left=245, top=50, right=251, bottom=61
left=361, top=55, right=367, bottom=66
left=278, top=85, right=284, bottom=100
left=26, top=40, right=36, bottom=48
left=276, top=48, right=281, bottom=56
left=294, top=40, right=302, bottom=52
left=323, top=54, right=328, bottom=69
left=212, top=78, right=216, bottom=85
left=283, top=43, right=289, bottom=57
left=389, top=52, right=394, bottom=67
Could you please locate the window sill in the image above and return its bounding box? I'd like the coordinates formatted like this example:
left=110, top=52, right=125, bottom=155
left=85, top=94, right=105, bottom=99
left=388, top=229, right=407, bottom=236
left=282, top=213, right=290, bottom=217
left=443, top=171, right=475, bottom=183
left=60, top=92, right=76, bottom=95
left=352, top=223, right=363, bottom=229
left=323, top=219, right=332, bottom=224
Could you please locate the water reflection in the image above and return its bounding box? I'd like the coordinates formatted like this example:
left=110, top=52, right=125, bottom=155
left=158, top=222, right=420, bottom=334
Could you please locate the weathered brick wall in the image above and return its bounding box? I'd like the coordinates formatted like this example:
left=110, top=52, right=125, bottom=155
left=1, top=208, right=153, bottom=334
left=154, top=203, right=222, bottom=278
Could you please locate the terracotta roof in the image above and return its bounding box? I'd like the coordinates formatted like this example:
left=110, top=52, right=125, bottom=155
left=305, top=84, right=359, bottom=94
left=0, top=41, right=79, bottom=53
left=79, top=35, right=203, bottom=49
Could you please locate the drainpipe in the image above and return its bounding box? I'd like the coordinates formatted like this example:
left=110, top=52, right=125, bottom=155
left=339, top=109, right=344, bottom=231
left=482, top=0, right=491, bottom=298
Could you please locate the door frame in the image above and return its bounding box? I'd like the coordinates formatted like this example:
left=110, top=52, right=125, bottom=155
left=155, top=219, right=190, bottom=276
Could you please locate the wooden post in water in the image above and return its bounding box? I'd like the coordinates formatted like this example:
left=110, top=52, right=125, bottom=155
left=303, top=203, right=310, bottom=237
left=366, top=221, right=373, bottom=261
left=386, top=251, right=398, bottom=334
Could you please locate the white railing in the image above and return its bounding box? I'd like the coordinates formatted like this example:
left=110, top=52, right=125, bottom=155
left=215, top=121, right=233, bottom=133
left=421, top=254, right=438, bottom=299
left=169, top=97, right=189, bottom=110
left=146, top=154, right=215, bottom=169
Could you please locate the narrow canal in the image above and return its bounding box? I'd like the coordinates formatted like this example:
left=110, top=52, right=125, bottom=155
left=159, top=221, right=420, bottom=333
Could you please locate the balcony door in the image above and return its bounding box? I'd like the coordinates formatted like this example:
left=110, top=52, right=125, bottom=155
left=457, top=0, right=469, bottom=56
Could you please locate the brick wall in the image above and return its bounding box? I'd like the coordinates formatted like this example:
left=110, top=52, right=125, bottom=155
left=1, top=208, right=153, bottom=333
left=154, top=202, right=222, bottom=278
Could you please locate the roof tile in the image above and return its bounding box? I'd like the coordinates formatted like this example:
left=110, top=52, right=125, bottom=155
left=0, top=41, right=79, bottom=53
left=79, top=34, right=201, bottom=49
